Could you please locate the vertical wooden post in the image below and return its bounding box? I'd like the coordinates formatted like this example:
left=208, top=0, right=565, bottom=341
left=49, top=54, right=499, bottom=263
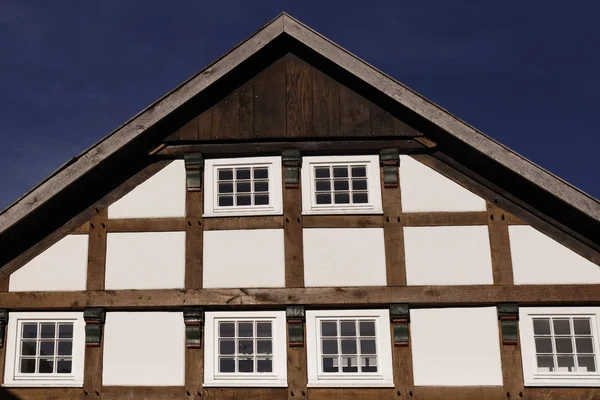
left=487, top=202, right=514, bottom=285
left=184, top=308, right=204, bottom=400
left=87, top=209, right=108, bottom=291
left=283, top=150, right=304, bottom=288
left=286, top=306, right=307, bottom=399
left=497, top=304, right=525, bottom=399
left=390, top=304, right=414, bottom=398
left=83, top=308, right=105, bottom=399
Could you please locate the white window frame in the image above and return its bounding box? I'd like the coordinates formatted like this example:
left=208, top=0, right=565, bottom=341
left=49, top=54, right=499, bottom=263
left=301, top=155, right=382, bottom=215
left=204, top=311, right=287, bottom=387
left=204, top=156, right=283, bottom=217
left=306, top=309, right=393, bottom=388
left=3, top=312, right=85, bottom=387
left=520, top=307, right=600, bottom=387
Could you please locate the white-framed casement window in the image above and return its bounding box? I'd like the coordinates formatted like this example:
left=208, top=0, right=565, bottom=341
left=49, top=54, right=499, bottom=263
left=520, top=307, right=600, bottom=387
left=306, top=309, right=393, bottom=387
left=3, top=312, right=85, bottom=387
left=204, top=156, right=282, bottom=217
left=204, top=311, right=287, bottom=387
left=301, top=155, right=382, bottom=215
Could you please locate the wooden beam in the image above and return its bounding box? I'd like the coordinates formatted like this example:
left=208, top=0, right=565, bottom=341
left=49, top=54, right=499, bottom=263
left=309, top=388, right=394, bottom=399
left=412, top=386, right=504, bottom=399
left=381, top=165, right=406, bottom=286
left=391, top=323, right=414, bottom=397
left=106, top=217, right=186, bottom=232
left=487, top=202, right=515, bottom=285
left=302, top=215, right=383, bottom=229
left=87, top=209, right=108, bottom=291
left=185, top=346, right=203, bottom=400
left=526, top=388, right=600, bottom=399
left=101, top=386, right=184, bottom=400
left=283, top=181, right=305, bottom=288
left=203, top=216, right=283, bottom=231
left=1, top=285, right=600, bottom=309
left=402, top=211, right=488, bottom=227
left=0, top=387, right=81, bottom=400
left=497, top=318, right=525, bottom=400
left=185, top=182, right=203, bottom=290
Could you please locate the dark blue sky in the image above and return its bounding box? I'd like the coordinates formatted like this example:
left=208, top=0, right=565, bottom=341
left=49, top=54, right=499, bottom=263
left=1, top=1, right=599, bottom=210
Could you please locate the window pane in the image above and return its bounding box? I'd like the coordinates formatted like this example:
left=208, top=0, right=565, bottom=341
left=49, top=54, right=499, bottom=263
left=219, top=340, right=235, bottom=355
left=360, top=339, right=377, bottom=355
left=238, top=358, right=254, bottom=373
left=315, top=168, right=330, bottom=178
left=535, top=337, right=553, bottom=354
left=557, top=355, right=575, bottom=372
left=352, top=179, right=368, bottom=190
left=254, top=194, right=269, bottom=205
left=57, top=359, right=72, bottom=374
left=574, top=319, right=592, bottom=335
left=537, top=355, right=555, bottom=372
left=353, top=193, right=368, bottom=204
left=341, top=339, right=357, bottom=354
left=334, top=193, right=350, bottom=204
left=58, top=341, right=72, bottom=356
left=333, top=167, right=348, bottom=178
left=257, top=340, right=272, bottom=355
left=257, top=322, right=272, bottom=337
left=360, top=321, right=376, bottom=336
left=578, top=355, right=597, bottom=372
left=254, top=181, right=269, bottom=192
left=219, top=358, right=235, bottom=373
left=219, top=322, right=235, bottom=338
left=236, top=195, right=252, bottom=206
left=20, top=358, right=36, bottom=373
left=58, top=324, right=73, bottom=339
left=218, top=182, right=234, bottom=194
left=333, top=180, right=349, bottom=191
left=236, top=169, right=251, bottom=180
left=218, top=196, right=234, bottom=207
left=533, top=319, right=551, bottom=335
left=575, top=337, right=594, bottom=354
left=218, top=169, right=233, bottom=181
left=238, top=340, right=254, bottom=355
left=361, top=356, right=378, bottom=373
left=253, top=168, right=268, bottom=179
left=316, top=193, right=332, bottom=204
left=40, top=341, right=55, bottom=356
left=22, top=323, right=37, bottom=338
left=236, top=182, right=251, bottom=193
left=341, top=356, right=358, bottom=372
left=38, top=358, right=54, bottom=373
left=340, top=321, right=356, bottom=336
left=315, top=180, right=330, bottom=191
left=555, top=338, right=573, bottom=354
left=553, top=319, right=571, bottom=335
left=322, top=339, right=338, bottom=355
left=257, top=358, right=273, bottom=373
left=322, top=356, right=338, bottom=372
left=21, top=341, right=36, bottom=356
left=238, top=322, right=253, bottom=337
left=351, top=166, right=367, bottom=177
left=321, top=321, right=337, bottom=337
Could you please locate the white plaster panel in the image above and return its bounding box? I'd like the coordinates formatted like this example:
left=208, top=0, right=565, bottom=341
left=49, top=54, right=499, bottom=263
left=105, top=232, right=185, bottom=290
left=108, top=160, right=185, bottom=219
left=303, top=228, right=386, bottom=287
left=411, top=307, right=503, bottom=386
left=399, top=155, right=486, bottom=212
left=102, top=312, right=184, bottom=386
left=510, top=225, right=600, bottom=284
left=404, top=226, right=494, bottom=285
left=9, top=235, right=88, bottom=292
left=203, top=229, right=285, bottom=288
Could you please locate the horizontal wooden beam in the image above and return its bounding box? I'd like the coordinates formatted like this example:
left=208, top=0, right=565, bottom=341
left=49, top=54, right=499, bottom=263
left=203, top=216, right=283, bottom=231
left=402, top=211, right=489, bottom=227
left=302, top=215, right=383, bottom=228
left=1, top=285, right=599, bottom=310
left=106, top=218, right=186, bottom=233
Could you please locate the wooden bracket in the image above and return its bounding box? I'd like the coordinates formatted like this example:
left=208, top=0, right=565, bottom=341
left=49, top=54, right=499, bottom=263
left=184, top=153, right=204, bottom=191
left=184, top=307, right=204, bottom=349
left=390, top=303, right=410, bottom=347
left=286, top=305, right=305, bottom=347
left=282, top=149, right=302, bottom=188
left=498, top=303, right=519, bottom=345
left=83, top=307, right=105, bottom=347
left=380, top=148, right=400, bottom=188
left=0, top=309, right=7, bottom=348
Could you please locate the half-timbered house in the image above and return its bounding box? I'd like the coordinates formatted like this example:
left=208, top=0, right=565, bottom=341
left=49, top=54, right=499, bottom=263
left=0, top=13, right=599, bottom=400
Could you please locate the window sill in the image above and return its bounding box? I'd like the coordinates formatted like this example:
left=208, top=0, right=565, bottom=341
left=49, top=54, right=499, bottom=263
left=203, top=380, right=288, bottom=387
left=301, top=209, right=383, bottom=216
left=307, top=380, right=394, bottom=388
left=203, top=210, right=282, bottom=218
left=2, top=380, right=83, bottom=388
left=525, top=378, right=600, bottom=387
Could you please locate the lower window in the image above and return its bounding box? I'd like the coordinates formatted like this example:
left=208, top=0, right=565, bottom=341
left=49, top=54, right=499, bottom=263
left=306, top=309, right=393, bottom=387
left=3, top=312, right=85, bottom=387
left=203, top=311, right=287, bottom=387
left=520, top=307, right=600, bottom=387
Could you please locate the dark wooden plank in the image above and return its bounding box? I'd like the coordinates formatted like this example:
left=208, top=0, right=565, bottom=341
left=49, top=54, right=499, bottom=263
left=197, top=108, right=213, bottom=140
left=83, top=345, right=103, bottom=398
left=287, top=331, right=307, bottom=399
left=212, top=90, right=240, bottom=139
left=87, top=209, right=108, bottom=291
left=402, top=211, right=488, bottom=227
left=526, top=388, right=600, bottom=399
left=392, top=332, right=414, bottom=397
left=254, top=57, right=286, bottom=139
left=239, top=79, right=254, bottom=139
left=204, top=388, right=287, bottom=399
left=185, top=347, right=203, bottom=399
left=497, top=321, right=525, bottom=400
left=0, top=277, right=9, bottom=292
left=102, top=386, right=184, bottom=400
left=185, top=190, right=203, bottom=289
left=394, top=117, right=422, bottom=137
left=381, top=167, right=406, bottom=286
left=487, top=202, right=515, bottom=285
left=414, top=387, right=503, bottom=400
left=309, top=388, right=394, bottom=400
left=302, top=215, right=384, bottom=229
left=171, top=117, right=198, bottom=141
left=203, top=216, right=283, bottom=231
left=286, top=54, right=313, bottom=138
left=283, top=181, right=304, bottom=288
left=369, top=103, right=394, bottom=136
left=339, top=84, right=370, bottom=137
left=312, top=68, right=340, bottom=137
left=0, top=388, right=81, bottom=399
left=106, top=217, right=186, bottom=232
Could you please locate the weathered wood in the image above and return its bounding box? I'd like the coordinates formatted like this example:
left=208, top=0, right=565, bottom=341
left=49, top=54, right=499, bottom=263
left=302, top=215, right=384, bottom=229
left=412, top=386, right=504, bottom=400
left=506, top=213, right=526, bottom=225
left=239, top=79, right=254, bottom=138
left=204, top=387, right=288, bottom=399
left=0, top=277, right=9, bottom=292
left=1, top=285, right=600, bottom=309
left=172, top=117, right=199, bottom=141
left=497, top=321, right=525, bottom=400
left=526, top=388, right=600, bottom=399
left=381, top=167, right=406, bottom=286
left=283, top=176, right=305, bottom=287
left=102, top=386, right=184, bottom=400
left=185, top=347, right=203, bottom=399
left=287, top=326, right=307, bottom=399
left=254, top=57, right=286, bottom=138
left=312, top=68, right=340, bottom=137
left=286, top=54, right=313, bottom=138
left=340, top=84, right=370, bottom=136
left=402, top=211, right=488, bottom=227
left=370, top=103, right=394, bottom=136
left=87, top=209, right=108, bottom=291
left=308, top=388, right=394, bottom=400
left=203, top=216, right=283, bottom=231
left=392, top=326, right=414, bottom=397
left=487, top=202, right=515, bottom=285
left=0, top=387, right=81, bottom=400
left=106, top=217, right=186, bottom=232
left=212, top=90, right=240, bottom=139
left=185, top=190, right=203, bottom=289
left=83, top=343, right=103, bottom=398
left=71, top=221, right=90, bottom=234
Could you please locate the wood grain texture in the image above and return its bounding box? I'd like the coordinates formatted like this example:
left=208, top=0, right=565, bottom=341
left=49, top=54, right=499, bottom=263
left=497, top=321, right=524, bottom=400
left=71, top=221, right=90, bottom=234
left=283, top=181, right=304, bottom=287
left=302, top=214, right=384, bottom=228
left=83, top=343, right=103, bottom=398
left=286, top=54, right=313, bottom=138
left=526, top=387, right=600, bottom=399
left=312, top=68, right=340, bottom=137
left=198, top=108, right=213, bottom=140
left=402, top=211, right=488, bottom=227
left=392, top=326, right=414, bottom=397
left=287, top=329, right=307, bottom=399
left=254, top=57, right=286, bottom=138
left=0, top=388, right=81, bottom=400
left=106, top=217, right=186, bottom=232
left=185, top=347, right=204, bottom=400
left=203, top=387, right=287, bottom=399
left=370, top=103, right=394, bottom=136
left=203, top=216, right=283, bottom=231
left=487, top=202, right=515, bottom=285
left=102, top=386, right=184, bottom=400
left=309, top=388, right=394, bottom=399
left=340, top=84, right=370, bottom=137
left=412, top=386, right=504, bottom=400
left=172, top=117, right=199, bottom=141
left=381, top=167, right=406, bottom=286
left=185, top=190, right=203, bottom=289
left=2, top=285, right=600, bottom=309
left=239, top=79, right=254, bottom=139
left=87, top=209, right=107, bottom=291
left=212, top=90, right=240, bottom=139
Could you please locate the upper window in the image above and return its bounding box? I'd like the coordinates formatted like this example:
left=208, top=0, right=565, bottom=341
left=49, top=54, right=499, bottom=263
left=204, top=157, right=283, bottom=217
left=301, top=156, right=382, bottom=214
left=3, top=312, right=85, bottom=387
left=520, top=307, right=600, bottom=387
left=204, top=311, right=287, bottom=387
left=306, top=309, right=393, bottom=387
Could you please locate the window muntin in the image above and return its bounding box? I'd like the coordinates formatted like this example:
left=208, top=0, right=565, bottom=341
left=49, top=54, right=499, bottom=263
left=216, top=167, right=270, bottom=208
left=218, top=320, right=273, bottom=374
left=319, top=319, right=378, bottom=374
left=314, top=165, right=369, bottom=206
